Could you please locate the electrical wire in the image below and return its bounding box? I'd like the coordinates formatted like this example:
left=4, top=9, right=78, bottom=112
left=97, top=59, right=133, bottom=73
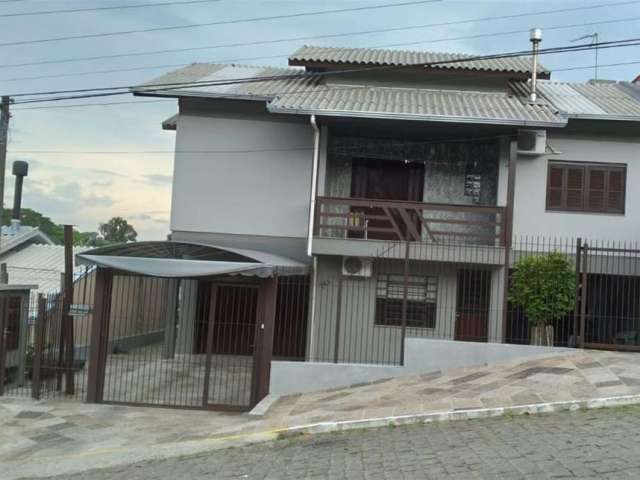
left=2, top=1, right=636, bottom=69
left=9, top=37, right=640, bottom=104
left=0, top=0, right=441, bottom=47
left=0, top=0, right=222, bottom=17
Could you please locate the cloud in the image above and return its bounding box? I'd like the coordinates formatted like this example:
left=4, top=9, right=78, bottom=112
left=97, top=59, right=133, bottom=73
left=141, top=174, right=172, bottom=186
left=88, top=168, right=126, bottom=178
left=22, top=179, right=115, bottom=220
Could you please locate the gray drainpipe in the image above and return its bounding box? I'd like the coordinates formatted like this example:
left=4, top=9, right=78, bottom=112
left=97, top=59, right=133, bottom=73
left=307, top=115, right=320, bottom=257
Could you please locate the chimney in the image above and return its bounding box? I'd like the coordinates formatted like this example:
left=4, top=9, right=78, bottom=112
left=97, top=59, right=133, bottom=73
left=529, top=28, right=542, bottom=103
left=11, top=160, right=28, bottom=232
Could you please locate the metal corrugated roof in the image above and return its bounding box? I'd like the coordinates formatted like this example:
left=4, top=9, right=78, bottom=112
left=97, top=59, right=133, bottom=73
left=289, top=45, right=550, bottom=76
left=134, top=63, right=315, bottom=100
left=269, top=84, right=564, bottom=127
left=0, top=225, right=53, bottom=256
left=3, top=244, right=90, bottom=294
left=510, top=79, right=640, bottom=120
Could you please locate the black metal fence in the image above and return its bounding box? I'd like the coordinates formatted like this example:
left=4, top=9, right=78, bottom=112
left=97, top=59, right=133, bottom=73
left=309, top=237, right=640, bottom=366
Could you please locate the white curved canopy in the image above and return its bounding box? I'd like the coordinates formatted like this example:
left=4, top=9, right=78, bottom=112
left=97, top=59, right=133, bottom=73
left=76, top=241, right=308, bottom=278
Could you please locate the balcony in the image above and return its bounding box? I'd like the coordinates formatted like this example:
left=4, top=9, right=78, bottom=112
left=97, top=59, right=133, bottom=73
left=314, top=196, right=507, bottom=247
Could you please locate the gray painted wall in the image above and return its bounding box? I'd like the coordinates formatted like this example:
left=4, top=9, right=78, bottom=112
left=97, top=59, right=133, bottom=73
left=309, top=256, right=504, bottom=365
left=271, top=337, right=576, bottom=395
left=170, top=101, right=313, bottom=258
left=513, top=131, right=640, bottom=242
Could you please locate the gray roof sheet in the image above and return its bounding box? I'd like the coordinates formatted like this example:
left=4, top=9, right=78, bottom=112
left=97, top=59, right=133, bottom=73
left=269, top=84, right=564, bottom=127
left=289, top=45, right=550, bottom=76
left=135, top=63, right=315, bottom=100
left=134, top=52, right=640, bottom=125
left=511, top=80, right=640, bottom=121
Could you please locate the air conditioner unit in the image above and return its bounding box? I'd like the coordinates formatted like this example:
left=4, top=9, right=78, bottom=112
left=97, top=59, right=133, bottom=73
left=342, top=256, right=372, bottom=278
left=517, top=129, right=547, bottom=155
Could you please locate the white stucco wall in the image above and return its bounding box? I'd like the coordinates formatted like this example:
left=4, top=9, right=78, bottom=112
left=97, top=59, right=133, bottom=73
left=513, top=132, right=640, bottom=242
left=171, top=111, right=313, bottom=239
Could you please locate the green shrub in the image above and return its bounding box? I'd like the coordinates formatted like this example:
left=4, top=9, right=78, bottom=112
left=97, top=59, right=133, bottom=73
left=509, top=253, right=576, bottom=327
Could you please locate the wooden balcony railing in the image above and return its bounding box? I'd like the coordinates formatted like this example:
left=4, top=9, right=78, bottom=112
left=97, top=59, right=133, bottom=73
left=314, top=196, right=507, bottom=246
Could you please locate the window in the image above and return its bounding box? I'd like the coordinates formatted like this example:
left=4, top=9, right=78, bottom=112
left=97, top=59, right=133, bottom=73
left=546, top=162, right=626, bottom=214
left=375, top=274, right=437, bottom=329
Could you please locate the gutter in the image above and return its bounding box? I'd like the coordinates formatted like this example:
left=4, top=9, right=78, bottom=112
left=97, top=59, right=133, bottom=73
left=307, top=115, right=320, bottom=257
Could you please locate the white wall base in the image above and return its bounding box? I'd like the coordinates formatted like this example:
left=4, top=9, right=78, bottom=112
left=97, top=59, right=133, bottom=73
left=270, top=337, right=576, bottom=395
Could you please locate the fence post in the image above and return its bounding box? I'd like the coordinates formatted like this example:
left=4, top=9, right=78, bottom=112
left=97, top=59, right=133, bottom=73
left=31, top=294, right=46, bottom=400
left=400, top=241, right=410, bottom=366
left=573, top=238, right=582, bottom=347
left=579, top=243, right=588, bottom=349
left=333, top=277, right=342, bottom=364
left=86, top=268, right=111, bottom=403
left=63, top=225, right=75, bottom=394
left=0, top=295, right=6, bottom=396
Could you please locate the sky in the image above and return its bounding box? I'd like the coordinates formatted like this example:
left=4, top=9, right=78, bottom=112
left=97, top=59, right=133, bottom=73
left=2, top=0, right=640, bottom=240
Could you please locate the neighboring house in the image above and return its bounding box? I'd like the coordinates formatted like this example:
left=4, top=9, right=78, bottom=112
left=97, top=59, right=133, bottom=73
left=71, top=42, right=640, bottom=405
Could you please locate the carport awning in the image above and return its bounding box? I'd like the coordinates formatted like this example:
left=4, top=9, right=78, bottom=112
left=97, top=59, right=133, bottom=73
left=76, top=241, right=308, bottom=278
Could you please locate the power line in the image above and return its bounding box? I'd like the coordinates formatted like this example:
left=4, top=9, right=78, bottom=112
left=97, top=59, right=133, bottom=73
left=14, top=99, right=173, bottom=110
left=2, top=1, right=636, bottom=69
left=3, top=13, right=640, bottom=83
left=9, top=37, right=640, bottom=103
left=0, top=0, right=440, bottom=47
left=8, top=148, right=313, bottom=154
left=0, top=0, right=222, bottom=17
left=13, top=58, right=640, bottom=111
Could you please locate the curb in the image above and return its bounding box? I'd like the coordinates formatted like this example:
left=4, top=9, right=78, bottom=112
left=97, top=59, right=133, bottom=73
left=278, top=393, right=640, bottom=436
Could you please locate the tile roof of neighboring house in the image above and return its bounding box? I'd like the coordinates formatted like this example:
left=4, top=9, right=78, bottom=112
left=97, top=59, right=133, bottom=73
left=3, top=244, right=90, bottom=295
left=511, top=80, right=640, bottom=121
left=268, top=84, right=564, bottom=127
left=0, top=225, right=53, bottom=256
left=288, top=45, right=550, bottom=77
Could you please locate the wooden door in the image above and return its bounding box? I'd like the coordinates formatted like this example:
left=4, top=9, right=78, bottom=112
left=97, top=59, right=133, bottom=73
left=350, top=158, right=424, bottom=240
left=455, top=270, right=491, bottom=342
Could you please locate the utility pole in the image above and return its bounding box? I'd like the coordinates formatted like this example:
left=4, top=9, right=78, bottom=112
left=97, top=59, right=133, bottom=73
left=0, top=96, right=11, bottom=256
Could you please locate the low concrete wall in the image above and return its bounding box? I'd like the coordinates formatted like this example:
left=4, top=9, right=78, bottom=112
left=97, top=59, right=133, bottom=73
left=270, top=337, right=576, bottom=395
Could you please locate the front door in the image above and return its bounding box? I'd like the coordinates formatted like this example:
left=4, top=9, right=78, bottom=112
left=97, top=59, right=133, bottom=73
left=455, top=270, right=491, bottom=342
left=350, top=158, right=424, bottom=240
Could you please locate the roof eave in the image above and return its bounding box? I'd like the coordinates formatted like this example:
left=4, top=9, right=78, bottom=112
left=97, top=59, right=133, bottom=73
left=132, top=89, right=274, bottom=102
left=267, top=105, right=567, bottom=128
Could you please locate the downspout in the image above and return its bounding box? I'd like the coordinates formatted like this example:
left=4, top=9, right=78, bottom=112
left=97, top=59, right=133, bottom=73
left=307, top=115, right=320, bottom=360
left=307, top=114, right=320, bottom=257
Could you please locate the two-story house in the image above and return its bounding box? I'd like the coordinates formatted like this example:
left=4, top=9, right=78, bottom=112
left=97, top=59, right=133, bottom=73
left=72, top=42, right=640, bottom=409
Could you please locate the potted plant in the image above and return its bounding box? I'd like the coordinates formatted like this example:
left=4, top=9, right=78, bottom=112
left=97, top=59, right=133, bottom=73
left=509, top=252, right=576, bottom=346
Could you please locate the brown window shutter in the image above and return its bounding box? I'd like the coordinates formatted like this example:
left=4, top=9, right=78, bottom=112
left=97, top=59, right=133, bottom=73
left=587, top=168, right=606, bottom=211
left=565, top=167, right=584, bottom=210
left=607, top=169, right=625, bottom=212
left=547, top=165, right=564, bottom=209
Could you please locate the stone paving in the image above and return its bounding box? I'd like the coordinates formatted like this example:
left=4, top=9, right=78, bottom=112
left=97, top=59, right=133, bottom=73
left=3, top=349, right=640, bottom=479
left=36, top=405, right=640, bottom=480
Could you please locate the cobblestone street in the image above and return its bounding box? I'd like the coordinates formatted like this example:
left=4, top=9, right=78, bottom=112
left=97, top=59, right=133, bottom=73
left=35, top=405, right=640, bottom=480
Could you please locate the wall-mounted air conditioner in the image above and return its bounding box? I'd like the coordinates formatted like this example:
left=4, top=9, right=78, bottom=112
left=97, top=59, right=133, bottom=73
left=517, top=129, right=547, bottom=155
left=341, top=256, right=372, bottom=278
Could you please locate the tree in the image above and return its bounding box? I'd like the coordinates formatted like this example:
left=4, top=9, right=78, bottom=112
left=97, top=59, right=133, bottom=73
left=98, top=216, right=137, bottom=243
left=509, top=252, right=576, bottom=346
left=2, top=208, right=65, bottom=244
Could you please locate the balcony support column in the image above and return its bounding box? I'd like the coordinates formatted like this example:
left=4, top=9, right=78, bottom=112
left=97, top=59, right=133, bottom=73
left=500, top=139, right=517, bottom=342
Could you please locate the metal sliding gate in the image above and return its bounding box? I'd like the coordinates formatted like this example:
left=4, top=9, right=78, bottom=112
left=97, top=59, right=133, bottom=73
left=87, top=272, right=285, bottom=412
left=576, top=241, right=640, bottom=351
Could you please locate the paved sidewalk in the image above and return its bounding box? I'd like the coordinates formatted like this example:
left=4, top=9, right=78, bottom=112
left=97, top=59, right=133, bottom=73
left=38, top=404, right=640, bottom=480
left=3, top=349, right=640, bottom=479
